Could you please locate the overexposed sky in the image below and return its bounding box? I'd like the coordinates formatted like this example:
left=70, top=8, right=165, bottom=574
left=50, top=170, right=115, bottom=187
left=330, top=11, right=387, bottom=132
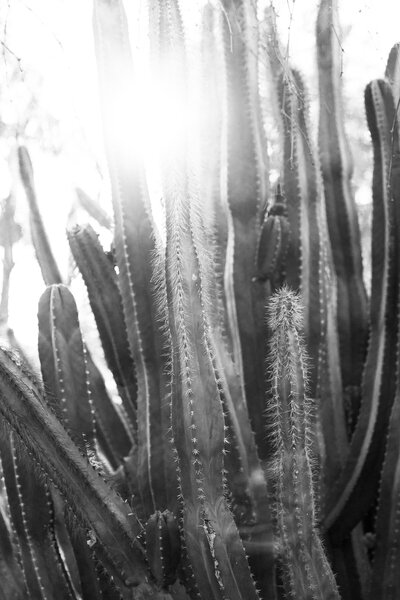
left=273, top=0, right=400, bottom=104
left=1, top=1, right=399, bottom=186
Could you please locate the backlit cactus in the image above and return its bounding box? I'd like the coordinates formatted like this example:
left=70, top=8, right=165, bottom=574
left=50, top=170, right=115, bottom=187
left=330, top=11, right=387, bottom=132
left=267, top=287, right=340, bottom=600
left=1, top=0, right=400, bottom=598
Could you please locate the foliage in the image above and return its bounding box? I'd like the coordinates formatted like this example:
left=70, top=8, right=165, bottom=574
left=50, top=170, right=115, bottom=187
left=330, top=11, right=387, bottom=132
left=0, top=0, right=399, bottom=598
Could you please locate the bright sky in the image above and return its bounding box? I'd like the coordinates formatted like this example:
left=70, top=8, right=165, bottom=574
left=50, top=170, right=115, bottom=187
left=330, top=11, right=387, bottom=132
left=0, top=0, right=399, bottom=358
left=273, top=1, right=400, bottom=105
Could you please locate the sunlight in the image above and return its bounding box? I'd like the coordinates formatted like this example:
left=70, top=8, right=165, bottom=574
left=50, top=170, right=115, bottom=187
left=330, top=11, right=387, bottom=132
left=139, top=61, right=197, bottom=175
left=97, top=4, right=203, bottom=213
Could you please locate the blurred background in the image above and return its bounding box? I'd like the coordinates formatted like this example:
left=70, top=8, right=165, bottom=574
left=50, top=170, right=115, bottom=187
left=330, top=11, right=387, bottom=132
left=0, top=0, right=399, bottom=362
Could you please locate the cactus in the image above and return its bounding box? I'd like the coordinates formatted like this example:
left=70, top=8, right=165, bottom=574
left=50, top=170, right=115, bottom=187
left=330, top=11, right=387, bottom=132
left=18, top=146, right=63, bottom=286
left=267, top=286, right=340, bottom=600
left=323, top=79, right=400, bottom=539
left=0, top=347, right=151, bottom=593
left=316, top=0, right=369, bottom=431
left=93, top=0, right=178, bottom=520
left=67, top=224, right=137, bottom=430
left=3, top=0, right=400, bottom=599
left=74, top=188, right=112, bottom=231
left=146, top=510, right=181, bottom=590
left=256, top=186, right=290, bottom=284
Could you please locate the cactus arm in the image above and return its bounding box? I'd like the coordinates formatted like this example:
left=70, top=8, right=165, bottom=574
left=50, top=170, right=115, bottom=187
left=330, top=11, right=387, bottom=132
left=0, top=444, right=30, bottom=599
left=198, top=4, right=230, bottom=340
left=211, top=328, right=277, bottom=557
left=217, top=0, right=271, bottom=460
left=263, top=17, right=307, bottom=299
left=17, top=470, right=78, bottom=600
left=280, top=70, right=321, bottom=381
left=44, top=340, right=131, bottom=584
left=323, top=80, right=399, bottom=538
left=385, top=43, right=400, bottom=106
left=369, top=392, right=400, bottom=598
left=165, top=183, right=260, bottom=599
left=263, top=15, right=347, bottom=491
left=150, top=7, right=233, bottom=600
left=153, top=3, right=265, bottom=593
left=277, top=76, right=311, bottom=297
left=191, top=183, right=277, bottom=594
left=64, top=521, right=103, bottom=600
left=67, top=223, right=137, bottom=430
left=316, top=0, right=368, bottom=418
left=168, top=372, right=224, bottom=600
left=93, top=0, right=176, bottom=516
left=17, top=146, right=63, bottom=286
left=53, top=487, right=126, bottom=600
left=267, top=287, right=340, bottom=600
left=0, top=519, right=26, bottom=599
left=165, top=187, right=223, bottom=600
left=0, top=347, right=149, bottom=590
left=86, top=354, right=133, bottom=469
left=38, top=284, right=96, bottom=455
left=146, top=510, right=181, bottom=590
left=191, top=198, right=277, bottom=597
left=50, top=491, right=88, bottom=598
left=3, top=435, right=78, bottom=599
left=0, top=194, right=21, bottom=336
left=75, top=188, right=112, bottom=230
left=366, top=97, right=400, bottom=600
left=326, top=531, right=369, bottom=600
left=37, top=284, right=139, bottom=592
left=219, top=0, right=268, bottom=222
left=273, top=63, right=348, bottom=490
left=256, top=203, right=290, bottom=284
left=0, top=432, right=49, bottom=599
left=1, top=430, right=84, bottom=599
left=197, top=14, right=276, bottom=586
left=156, top=4, right=273, bottom=593
left=0, top=507, right=27, bottom=599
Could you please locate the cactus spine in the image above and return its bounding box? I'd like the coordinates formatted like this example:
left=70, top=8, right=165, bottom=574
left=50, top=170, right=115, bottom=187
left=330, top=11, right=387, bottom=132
left=267, top=287, right=340, bottom=600
left=317, top=0, right=368, bottom=428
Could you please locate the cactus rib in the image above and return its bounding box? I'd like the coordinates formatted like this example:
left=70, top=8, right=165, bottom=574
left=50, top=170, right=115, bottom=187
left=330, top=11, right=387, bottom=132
left=0, top=347, right=148, bottom=590
left=267, top=286, right=340, bottom=600
left=67, top=223, right=137, bottom=431
left=17, top=146, right=63, bottom=286
left=323, top=80, right=399, bottom=537
left=93, top=0, right=176, bottom=516
left=317, top=0, right=368, bottom=422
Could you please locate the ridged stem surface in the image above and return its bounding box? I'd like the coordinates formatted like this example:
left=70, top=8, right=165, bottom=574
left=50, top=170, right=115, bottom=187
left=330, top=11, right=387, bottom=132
left=267, top=287, right=340, bottom=600
left=317, top=0, right=368, bottom=427
left=93, top=0, right=176, bottom=516
left=323, top=80, right=400, bottom=538
left=0, top=348, right=148, bottom=590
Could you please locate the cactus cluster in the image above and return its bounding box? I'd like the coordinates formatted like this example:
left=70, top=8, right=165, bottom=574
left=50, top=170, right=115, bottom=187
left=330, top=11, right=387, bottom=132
left=0, top=0, right=399, bottom=598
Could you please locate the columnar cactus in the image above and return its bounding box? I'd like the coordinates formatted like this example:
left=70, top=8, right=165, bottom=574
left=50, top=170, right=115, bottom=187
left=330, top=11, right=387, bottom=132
left=267, top=286, right=340, bottom=600
left=317, top=0, right=369, bottom=431
left=2, top=0, right=400, bottom=599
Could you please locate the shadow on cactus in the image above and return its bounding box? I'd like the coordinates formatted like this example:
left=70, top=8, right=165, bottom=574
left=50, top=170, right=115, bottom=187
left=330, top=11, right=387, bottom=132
left=0, top=0, right=400, bottom=599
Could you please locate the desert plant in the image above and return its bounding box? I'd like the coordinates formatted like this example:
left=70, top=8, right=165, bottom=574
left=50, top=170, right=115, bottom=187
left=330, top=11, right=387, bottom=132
left=0, top=0, right=400, bottom=598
